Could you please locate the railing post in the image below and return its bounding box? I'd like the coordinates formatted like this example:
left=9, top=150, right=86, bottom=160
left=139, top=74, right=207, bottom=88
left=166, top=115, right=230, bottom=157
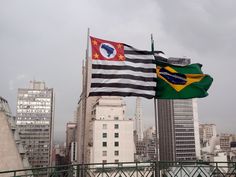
left=180, top=162, right=183, bottom=177
left=102, top=163, right=105, bottom=177
left=155, top=161, right=160, bottom=177
left=136, top=162, right=138, bottom=177
left=76, top=164, right=79, bottom=177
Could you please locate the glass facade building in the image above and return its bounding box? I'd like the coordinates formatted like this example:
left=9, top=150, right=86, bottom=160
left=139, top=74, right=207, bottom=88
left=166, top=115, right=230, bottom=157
left=158, top=99, right=200, bottom=161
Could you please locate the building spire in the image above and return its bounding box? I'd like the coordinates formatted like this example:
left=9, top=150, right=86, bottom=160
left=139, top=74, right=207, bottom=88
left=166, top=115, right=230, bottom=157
left=135, top=97, right=143, bottom=141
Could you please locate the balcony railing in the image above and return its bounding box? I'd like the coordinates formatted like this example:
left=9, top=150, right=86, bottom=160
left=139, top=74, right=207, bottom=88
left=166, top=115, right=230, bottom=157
left=0, top=161, right=236, bottom=177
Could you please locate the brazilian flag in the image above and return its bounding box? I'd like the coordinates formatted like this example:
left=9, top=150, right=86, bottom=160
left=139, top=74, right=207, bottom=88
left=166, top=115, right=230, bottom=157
left=155, top=61, right=213, bottom=99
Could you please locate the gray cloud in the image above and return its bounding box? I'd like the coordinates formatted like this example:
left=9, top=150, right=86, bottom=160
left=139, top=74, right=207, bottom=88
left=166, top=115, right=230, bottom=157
left=1, top=0, right=235, bottom=141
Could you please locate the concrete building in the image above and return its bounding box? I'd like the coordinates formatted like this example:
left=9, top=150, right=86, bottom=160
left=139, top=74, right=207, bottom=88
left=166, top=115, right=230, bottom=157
left=220, top=134, right=232, bottom=151
left=158, top=99, right=200, bottom=161
left=199, top=123, right=218, bottom=157
left=135, top=126, right=157, bottom=162
left=88, top=96, right=134, bottom=163
left=0, top=96, right=30, bottom=174
left=143, top=126, right=156, bottom=140
left=199, top=124, right=217, bottom=144
left=65, top=122, right=77, bottom=163
left=16, top=81, right=54, bottom=168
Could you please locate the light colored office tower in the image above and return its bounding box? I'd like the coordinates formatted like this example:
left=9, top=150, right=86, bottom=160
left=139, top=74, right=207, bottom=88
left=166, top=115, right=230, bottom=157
left=16, top=81, right=54, bottom=168
left=0, top=96, right=30, bottom=174
left=134, top=97, right=143, bottom=141
left=88, top=96, right=134, bottom=163
left=158, top=99, right=201, bottom=161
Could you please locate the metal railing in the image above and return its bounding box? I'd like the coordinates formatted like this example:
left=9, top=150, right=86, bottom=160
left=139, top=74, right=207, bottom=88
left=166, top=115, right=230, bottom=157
left=0, top=161, right=236, bottom=177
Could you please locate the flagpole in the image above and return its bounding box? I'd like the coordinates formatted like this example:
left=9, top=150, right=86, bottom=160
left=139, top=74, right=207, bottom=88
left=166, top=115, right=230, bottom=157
left=151, top=34, right=160, bottom=177
left=82, top=28, right=90, bottom=166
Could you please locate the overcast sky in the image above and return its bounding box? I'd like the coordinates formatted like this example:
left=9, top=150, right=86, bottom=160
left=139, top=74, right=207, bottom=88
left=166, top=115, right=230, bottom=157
left=1, top=0, right=236, bottom=141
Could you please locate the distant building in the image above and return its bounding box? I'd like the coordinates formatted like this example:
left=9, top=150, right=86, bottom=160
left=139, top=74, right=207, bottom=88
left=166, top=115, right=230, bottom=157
left=199, top=123, right=218, bottom=158
left=16, top=81, right=54, bottom=168
left=65, top=122, right=77, bottom=163
left=135, top=126, right=157, bottom=162
left=54, top=144, right=66, bottom=164
left=88, top=96, right=134, bottom=163
left=220, top=134, right=232, bottom=151
left=135, top=141, right=146, bottom=160
left=143, top=127, right=157, bottom=160
left=0, top=96, right=30, bottom=173
left=143, top=126, right=156, bottom=140
left=199, top=123, right=217, bottom=145
left=158, top=99, right=200, bottom=161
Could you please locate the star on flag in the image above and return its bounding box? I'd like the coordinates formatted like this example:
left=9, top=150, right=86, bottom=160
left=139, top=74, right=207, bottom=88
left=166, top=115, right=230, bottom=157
left=90, top=36, right=126, bottom=61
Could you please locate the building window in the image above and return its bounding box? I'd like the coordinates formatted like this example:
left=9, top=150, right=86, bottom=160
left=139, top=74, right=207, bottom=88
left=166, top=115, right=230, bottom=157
left=103, top=133, right=107, bottom=138
left=114, top=151, right=119, bottom=156
left=102, top=160, right=107, bottom=164
left=115, top=159, right=119, bottom=163
left=114, top=124, right=119, bottom=129
left=114, top=133, right=119, bottom=138
left=114, top=116, right=119, bottom=120
left=114, top=142, right=119, bottom=147
left=102, top=151, right=107, bottom=156
left=102, top=142, right=107, bottom=147
left=102, top=124, right=107, bottom=129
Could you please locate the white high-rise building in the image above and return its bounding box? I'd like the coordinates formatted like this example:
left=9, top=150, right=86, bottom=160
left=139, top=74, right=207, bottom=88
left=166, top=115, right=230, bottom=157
left=16, top=81, right=54, bottom=168
left=88, top=96, right=134, bottom=163
left=135, top=97, right=143, bottom=141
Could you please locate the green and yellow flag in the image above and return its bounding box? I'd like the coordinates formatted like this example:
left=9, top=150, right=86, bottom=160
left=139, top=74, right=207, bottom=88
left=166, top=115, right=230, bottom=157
left=155, top=56, right=213, bottom=99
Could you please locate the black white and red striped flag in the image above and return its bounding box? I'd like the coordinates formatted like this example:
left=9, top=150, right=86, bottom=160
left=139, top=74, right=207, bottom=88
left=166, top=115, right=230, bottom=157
left=89, top=36, right=156, bottom=99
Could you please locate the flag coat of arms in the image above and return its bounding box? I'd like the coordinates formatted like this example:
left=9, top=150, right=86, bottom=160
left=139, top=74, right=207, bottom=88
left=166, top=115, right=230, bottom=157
left=154, top=54, right=213, bottom=99
left=89, top=36, right=157, bottom=99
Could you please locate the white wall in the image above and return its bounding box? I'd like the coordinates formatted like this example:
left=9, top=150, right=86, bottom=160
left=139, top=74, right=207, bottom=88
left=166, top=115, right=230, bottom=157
left=90, top=97, right=134, bottom=163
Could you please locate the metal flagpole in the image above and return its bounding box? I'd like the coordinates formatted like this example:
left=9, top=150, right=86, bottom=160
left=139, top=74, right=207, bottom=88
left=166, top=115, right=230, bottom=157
left=151, top=34, right=160, bottom=177
left=82, top=28, right=90, bottom=168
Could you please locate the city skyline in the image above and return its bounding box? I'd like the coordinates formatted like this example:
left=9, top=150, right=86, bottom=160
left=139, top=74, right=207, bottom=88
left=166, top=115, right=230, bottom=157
left=1, top=0, right=236, bottom=141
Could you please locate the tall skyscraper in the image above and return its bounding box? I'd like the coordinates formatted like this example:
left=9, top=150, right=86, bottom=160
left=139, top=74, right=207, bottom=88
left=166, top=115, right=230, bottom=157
left=158, top=99, right=201, bottom=161
left=135, top=97, right=143, bottom=141
left=16, top=81, right=54, bottom=168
